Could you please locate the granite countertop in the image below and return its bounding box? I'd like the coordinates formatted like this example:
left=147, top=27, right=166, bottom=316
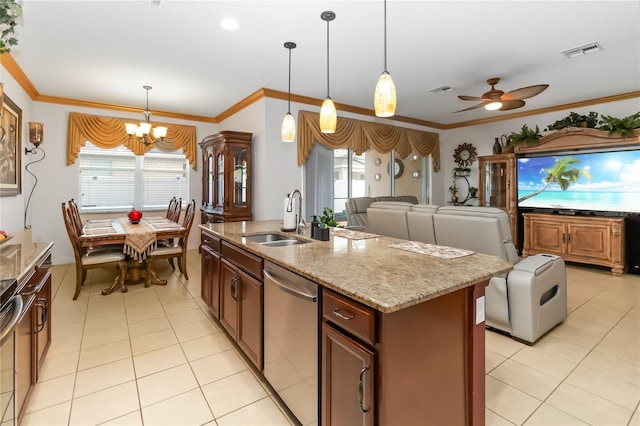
left=200, top=220, right=513, bottom=313
left=0, top=231, right=54, bottom=284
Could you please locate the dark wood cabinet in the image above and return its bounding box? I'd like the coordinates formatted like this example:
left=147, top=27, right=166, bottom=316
left=322, top=323, right=375, bottom=426
left=16, top=250, right=52, bottom=421
left=201, top=231, right=222, bottom=319
left=213, top=241, right=264, bottom=370
left=200, top=131, right=253, bottom=224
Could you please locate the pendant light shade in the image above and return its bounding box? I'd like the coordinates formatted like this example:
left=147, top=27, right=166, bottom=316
left=281, top=41, right=297, bottom=142
left=320, top=11, right=337, bottom=134
left=374, top=0, right=396, bottom=117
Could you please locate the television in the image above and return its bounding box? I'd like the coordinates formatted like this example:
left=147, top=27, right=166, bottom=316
left=517, top=149, right=640, bottom=214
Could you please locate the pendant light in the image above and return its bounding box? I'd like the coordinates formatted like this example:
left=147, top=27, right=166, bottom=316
left=319, top=11, right=337, bottom=134
left=281, top=41, right=297, bottom=142
left=374, top=0, right=396, bottom=117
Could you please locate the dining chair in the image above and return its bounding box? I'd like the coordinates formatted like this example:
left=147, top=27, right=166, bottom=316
left=68, top=198, right=84, bottom=236
left=61, top=202, right=128, bottom=300
left=146, top=199, right=196, bottom=286
left=165, top=197, right=182, bottom=223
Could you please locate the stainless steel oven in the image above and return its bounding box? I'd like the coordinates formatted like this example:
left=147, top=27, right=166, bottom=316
left=1, top=279, right=21, bottom=426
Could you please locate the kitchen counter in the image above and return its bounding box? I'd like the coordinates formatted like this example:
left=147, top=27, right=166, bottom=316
left=0, top=231, right=53, bottom=284
left=200, top=220, right=512, bottom=313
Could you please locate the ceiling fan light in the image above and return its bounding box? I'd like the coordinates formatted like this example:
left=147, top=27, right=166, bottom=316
left=281, top=112, right=296, bottom=142
left=485, top=101, right=503, bottom=111
left=320, top=97, right=337, bottom=133
left=374, top=71, right=396, bottom=117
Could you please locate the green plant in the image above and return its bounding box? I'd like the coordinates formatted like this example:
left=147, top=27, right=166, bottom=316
left=509, top=124, right=542, bottom=146
left=469, top=186, right=478, bottom=197
left=319, top=207, right=338, bottom=227
left=0, top=0, right=22, bottom=54
left=448, top=181, right=458, bottom=196
left=597, top=112, right=640, bottom=138
left=546, top=112, right=599, bottom=131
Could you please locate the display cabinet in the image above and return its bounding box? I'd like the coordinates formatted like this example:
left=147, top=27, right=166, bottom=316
left=478, top=153, right=517, bottom=246
left=200, top=131, right=253, bottom=223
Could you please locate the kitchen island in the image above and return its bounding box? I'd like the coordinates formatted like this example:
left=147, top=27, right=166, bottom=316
left=200, top=220, right=512, bottom=426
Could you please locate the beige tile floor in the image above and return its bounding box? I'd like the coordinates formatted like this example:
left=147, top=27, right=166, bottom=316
left=21, top=251, right=640, bottom=425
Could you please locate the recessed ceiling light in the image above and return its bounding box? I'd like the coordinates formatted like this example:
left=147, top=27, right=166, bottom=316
left=220, top=18, right=239, bottom=31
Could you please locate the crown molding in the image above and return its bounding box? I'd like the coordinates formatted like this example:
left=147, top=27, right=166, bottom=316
left=3, top=52, right=638, bottom=129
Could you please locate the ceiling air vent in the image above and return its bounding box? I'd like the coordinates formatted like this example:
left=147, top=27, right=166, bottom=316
left=430, top=86, right=455, bottom=94
left=561, top=42, right=603, bottom=59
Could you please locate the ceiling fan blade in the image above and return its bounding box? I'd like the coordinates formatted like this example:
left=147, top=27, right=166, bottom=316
left=499, top=100, right=526, bottom=111
left=453, top=103, right=487, bottom=113
left=458, top=95, right=486, bottom=102
left=502, top=84, right=549, bottom=101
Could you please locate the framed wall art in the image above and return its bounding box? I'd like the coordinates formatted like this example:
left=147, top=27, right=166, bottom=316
left=0, top=93, right=22, bottom=196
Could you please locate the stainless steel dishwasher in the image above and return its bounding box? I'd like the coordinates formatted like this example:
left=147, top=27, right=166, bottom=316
left=263, top=260, right=318, bottom=426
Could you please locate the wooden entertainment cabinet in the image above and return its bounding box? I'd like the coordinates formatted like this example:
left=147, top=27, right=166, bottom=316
left=516, top=128, right=639, bottom=276
left=522, top=213, right=625, bottom=275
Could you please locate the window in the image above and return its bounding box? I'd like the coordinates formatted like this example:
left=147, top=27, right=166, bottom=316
left=78, top=143, right=188, bottom=212
left=333, top=149, right=365, bottom=220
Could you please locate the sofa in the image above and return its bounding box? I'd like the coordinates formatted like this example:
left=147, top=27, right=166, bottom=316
left=345, top=196, right=418, bottom=230
left=367, top=202, right=567, bottom=344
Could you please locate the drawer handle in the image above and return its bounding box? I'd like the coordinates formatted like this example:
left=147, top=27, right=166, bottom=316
left=333, top=309, right=354, bottom=321
left=358, top=365, right=371, bottom=413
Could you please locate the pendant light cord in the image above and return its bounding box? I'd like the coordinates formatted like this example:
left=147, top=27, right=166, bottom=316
left=326, top=18, right=330, bottom=98
left=383, top=0, right=388, bottom=72
left=287, top=47, right=292, bottom=113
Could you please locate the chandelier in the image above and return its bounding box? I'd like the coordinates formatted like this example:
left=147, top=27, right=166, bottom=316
left=125, top=85, right=167, bottom=146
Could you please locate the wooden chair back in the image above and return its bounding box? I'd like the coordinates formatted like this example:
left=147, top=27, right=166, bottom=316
left=179, top=199, right=196, bottom=246
left=166, top=197, right=182, bottom=223
left=61, top=202, right=85, bottom=261
left=68, top=198, right=84, bottom=236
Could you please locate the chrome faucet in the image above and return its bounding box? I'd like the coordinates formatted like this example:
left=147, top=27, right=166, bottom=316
left=287, top=189, right=306, bottom=234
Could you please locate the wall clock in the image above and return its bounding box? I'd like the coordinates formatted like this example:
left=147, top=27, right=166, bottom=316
left=453, top=143, right=477, bottom=167
left=387, top=158, right=404, bottom=178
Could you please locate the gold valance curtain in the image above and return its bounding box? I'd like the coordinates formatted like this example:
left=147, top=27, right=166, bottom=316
left=66, top=112, right=198, bottom=169
left=297, top=110, right=440, bottom=171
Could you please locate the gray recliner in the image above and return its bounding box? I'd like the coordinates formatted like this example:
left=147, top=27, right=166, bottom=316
left=345, top=195, right=418, bottom=230
left=434, top=206, right=567, bottom=344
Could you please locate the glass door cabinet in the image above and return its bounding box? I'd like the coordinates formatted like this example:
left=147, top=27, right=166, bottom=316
left=478, top=153, right=517, bottom=246
left=200, top=131, right=253, bottom=223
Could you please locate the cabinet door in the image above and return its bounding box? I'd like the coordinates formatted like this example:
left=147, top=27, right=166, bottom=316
left=230, top=144, right=250, bottom=213
left=201, top=246, right=212, bottom=307
left=34, top=275, right=52, bottom=378
left=322, top=323, right=375, bottom=426
left=201, top=245, right=221, bottom=319
left=16, top=299, right=34, bottom=419
left=219, top=259, right=239, bottom=338
left=567, top=222, right=612, bottom=261
left=530, top=219, right=567, bottom=255
left=214, top=148, right=226, bottom=210
left=237, top=268, right=263, bottom=370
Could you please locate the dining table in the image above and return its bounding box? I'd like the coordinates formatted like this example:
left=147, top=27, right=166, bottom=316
left=79, top=216, right=185, bottom=295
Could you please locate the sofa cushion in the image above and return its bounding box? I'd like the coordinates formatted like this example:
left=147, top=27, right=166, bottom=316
left=367, top=201, right=413, bottom=240
left=407, top=204, right=440, bottom=244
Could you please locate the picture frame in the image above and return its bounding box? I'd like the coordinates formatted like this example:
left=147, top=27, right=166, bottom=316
left=0, top=93, right=22, bottom=196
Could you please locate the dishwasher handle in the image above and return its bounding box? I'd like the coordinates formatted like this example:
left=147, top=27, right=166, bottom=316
left=0, top=295, right=23, bottom=345
left=263, top=269, right=317, bottom=303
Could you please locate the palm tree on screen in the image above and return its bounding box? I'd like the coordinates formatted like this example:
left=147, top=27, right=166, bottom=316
left=518, top=156, right=592, bottom=203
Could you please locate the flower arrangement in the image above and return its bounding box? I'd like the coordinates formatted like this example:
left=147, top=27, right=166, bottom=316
left=0, top=0, right=22, bottom=54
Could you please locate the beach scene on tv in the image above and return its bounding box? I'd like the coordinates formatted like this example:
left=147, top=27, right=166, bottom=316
left=517, top=150, right=640, bottom=214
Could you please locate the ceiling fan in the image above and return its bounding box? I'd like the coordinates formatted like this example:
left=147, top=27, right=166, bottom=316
left=454, top=78, right=549, bottom=113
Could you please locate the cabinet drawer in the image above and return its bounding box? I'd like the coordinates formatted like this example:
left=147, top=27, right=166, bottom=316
left=323, top=290, right=376, bottom=346
left=221, top=241, right=263, bottom=281
left=201, top=231, right=221, bottom=253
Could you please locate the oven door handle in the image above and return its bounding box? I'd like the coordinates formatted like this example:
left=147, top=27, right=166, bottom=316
left=0, top=295, right=23, bottom=345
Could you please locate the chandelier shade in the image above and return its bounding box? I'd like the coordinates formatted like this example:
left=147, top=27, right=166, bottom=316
left=282, top=41, right=297, bottom=142
left=125, top=85, right=167, bottom=146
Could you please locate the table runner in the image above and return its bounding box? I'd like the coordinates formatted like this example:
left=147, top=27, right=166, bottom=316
left=117, top=218, right=156, bottom=262
left=389, top=241, right=474, bottom=259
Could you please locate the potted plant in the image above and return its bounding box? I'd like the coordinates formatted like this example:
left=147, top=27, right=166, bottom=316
left=0, top=0, right=22, bottom=54
left=509, top=124, right=542, bottom=147
left=319, top=207, right=338, bottom=227
left=469, top=186, right=478, bottom=198
left=546, top=112, right=599, bottom=131
left=597, top=112, right=640, bottom=138
left=449, top=181, right=458, bottom=203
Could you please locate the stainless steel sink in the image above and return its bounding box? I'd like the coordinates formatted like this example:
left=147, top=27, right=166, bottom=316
left=242, top=233, right=309, bottom=247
